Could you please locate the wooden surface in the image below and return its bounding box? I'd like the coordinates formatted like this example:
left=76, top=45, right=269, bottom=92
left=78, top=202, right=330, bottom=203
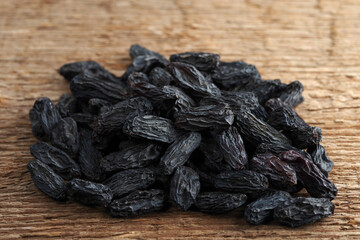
left=0, top=0, right=359, bottom=239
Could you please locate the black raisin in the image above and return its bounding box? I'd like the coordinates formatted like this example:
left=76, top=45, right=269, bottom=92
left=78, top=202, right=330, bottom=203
left=27, top=159, right=67, bottom=201
left=29, top=97, right=62, bottom=141
left=273, top=197, right=335, bottom=227
left=195, top=192, right=247, bottom=214
left=170, top=166, right=201, bottom=210
left=68, top=178, right=113, bottom=207
left=159, top=132, right=201, bottom=175
left=123, top=115, right=180, bottom=143
left=244, top=191, right=291, bottom=225
left=101, top=142, right=163, bottom=174
left=109, top=189, right=166, bottom=217
left=30, top=142, right=80, bottom=180
left=103, top=168, right=155, bottom=198
left=170, top=52, right=220, bottom=72
left=50, top=117, right=79, bottom=156
left=214, top=170, right=269, bottom=194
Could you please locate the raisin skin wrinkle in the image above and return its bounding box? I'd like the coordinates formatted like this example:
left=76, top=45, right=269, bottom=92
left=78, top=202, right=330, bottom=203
left=169, top=52, right=220, bottom=72
left=94, top=97, right=153, bottom=136
left=161, top=85, right=196, bottom=110
left=127, top=72, right=166, bottom=102
left=160, top=132, right=201, bottom=175
left=249, top=152, right=297, bottom=190
left=68, top=178, right=113, bottom=207
left=235, top=109, right=291, bottom=147
left=129, top=44, right=168, bottom=65
left=122, top=44, right=169, bottom=80
left=29, top=97, right=62, bottom=141
left=103, top=168, right=155, bottom=198
left=78, top=129, right=103, bottom=182
left=214, top=170, right=269, bottom=194
left=307, top=144, right=334, bottom=177
left=273, top=197, right=335, bottom=227
left=70, top=72, right=128, bottom=103
left=211, top=61, right=261, bottom=90
left=88, top=98, right=111, bottom=115
left=27, top=159, right=67, bottom=201
left=123, top=115, right=179, bottom=143
left=149, top=67, right=175, bottom=87
left=195, top=192, right=247, bottom=214
left=50, top=117, right=79, bottom=156
left=167, top=62, right=221, bottom=97
left=170, top=166, right=201, bottom=211
left=235, top=79, right=287, bottom=105
left=279, top=150, right=337, bottom=199
left=109, top=189, right=166, bottom=217
left=265, top=98, right=322, bottom=149
left=56, top=94, right=78, bottom=117
left=59, top=61, right=120, bottom=82
left=214, top=126, right=248, bottom=170
left=30, top=142, right=80, bottom=180
left=279, top=80, right=304, bottom=108
left=174, top=103, right=234, bottom=131
left=101, top=142, right=163, bottom=174
left=244, top=191, right=291, bottom=225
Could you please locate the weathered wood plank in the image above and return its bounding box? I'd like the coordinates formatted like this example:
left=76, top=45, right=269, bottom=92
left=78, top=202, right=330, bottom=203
left=0, top=0, right=359, bottom=239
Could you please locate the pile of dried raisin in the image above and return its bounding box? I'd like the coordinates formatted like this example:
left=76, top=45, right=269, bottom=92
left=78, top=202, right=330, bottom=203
left=28, top=44, right=337, bottom=227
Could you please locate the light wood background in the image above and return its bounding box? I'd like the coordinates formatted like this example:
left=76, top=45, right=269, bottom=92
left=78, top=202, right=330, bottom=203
left=0, top=0, right=359, bottom=239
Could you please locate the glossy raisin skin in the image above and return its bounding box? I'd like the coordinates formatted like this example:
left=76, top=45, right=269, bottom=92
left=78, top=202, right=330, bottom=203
left=101, top=142, right=163, bottom=174
left=27, top=159, right=67, bottom=201
left=70, top=72, right=128, bottom=103
left=123, top=115, right=179, bottom=143
left=122, top=44, right=168, bottom=80
left=162, top=85, right=196, bottom=108
left=249, top=152, right=297, bottom=190
left=103, top=168, right=155, bottom=198
left=195, top=192, right=247, bottom=214
left=88, top=98, right=111, bottom=114
left=29, top=97, right=62, bottom=141
left=278, top=80, right=304, bottom=108
left=244, top=191, right=291, bottom=225
left=50, top=117, right=79, bottom=156
left=273, top=197, right=335, bottom=227
left=94, top=97, right=153, bottom=137
left=129, top=44, right=168, bottom=65
left=307, top=144, right=334, bottom=177
left=234, top=79, right=287, bottom=105
left=149, top=67, right=175, bottom=87
left=160, top=132, right=201, bottom=175
left=170, top=52, right=220, bottom=72
left=167, top=62, right=221, bottom=97
left=279, top=150, right=337, bottom=199
left=214, top=170, right=269, bottom=194
left=265, top=98, right=322, bottom=149
left=175, top=103, right=234, bottom=131
left=78, top=129, right=103, bottom=181
left=214, top=126, right=248, bottom=170
left=127, top=73, right=167, bottom=103
left=30, top=142, right=80, bottom=180
left=56, top=94, right=78, bottom=117
left=170, top=166, right=201, bottom=211
left=211, top=61, right=261, bottom=90
left=109, top=189, right=166, bottom=217
left=235, top=109, right=290, bottom=147
left=59, top=61, right=120, bottom=82
left=68, top=178, right=113, bottom=207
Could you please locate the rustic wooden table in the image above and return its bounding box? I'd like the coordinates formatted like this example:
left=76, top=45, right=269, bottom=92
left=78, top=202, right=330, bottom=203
left=1, top=0, right=359, bottom=239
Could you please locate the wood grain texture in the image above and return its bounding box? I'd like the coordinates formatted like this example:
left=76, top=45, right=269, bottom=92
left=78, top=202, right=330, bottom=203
left=0, top=0, right=359, bottom=239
